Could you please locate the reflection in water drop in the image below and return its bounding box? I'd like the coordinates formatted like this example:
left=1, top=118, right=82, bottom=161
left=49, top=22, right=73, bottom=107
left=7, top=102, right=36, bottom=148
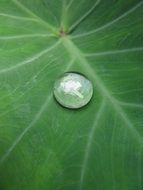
left=54, top=72, right=93, bottom=109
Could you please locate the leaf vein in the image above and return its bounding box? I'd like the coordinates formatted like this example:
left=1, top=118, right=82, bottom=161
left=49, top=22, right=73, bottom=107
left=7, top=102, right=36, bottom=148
left=0, top=13, right=38, bottom=21
left=0, top=40, right=60, bottom=74
left=0, top=94, right=52, bottom=164
left=72, top=1, right=143, bottom=39
left=78, top=101, right=106, bottom=190
left=63, top=37, right=143, bottom=145
left=84, top=47, right=143, bottom=57
left=0, top=34, right=54, bottom=40
left=12, top=0, right=56, bottom=33
left=69, top=0, right=101, bottom=33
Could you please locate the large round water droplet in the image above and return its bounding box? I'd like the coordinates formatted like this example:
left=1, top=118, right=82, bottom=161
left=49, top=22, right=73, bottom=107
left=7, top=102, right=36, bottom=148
left=54, top=72, right=93, bottom=109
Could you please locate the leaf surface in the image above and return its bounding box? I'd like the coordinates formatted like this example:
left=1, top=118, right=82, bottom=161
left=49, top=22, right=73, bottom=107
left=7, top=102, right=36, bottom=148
left=0, top=0, right=143, bottom=190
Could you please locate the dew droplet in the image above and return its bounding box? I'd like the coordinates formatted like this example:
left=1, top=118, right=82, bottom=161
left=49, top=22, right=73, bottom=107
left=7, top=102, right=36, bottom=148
left=54, top=72, right=93, bottom=109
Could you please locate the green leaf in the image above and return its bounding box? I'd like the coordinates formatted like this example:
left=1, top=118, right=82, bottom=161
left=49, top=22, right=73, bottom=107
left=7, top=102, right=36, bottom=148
left=0, top=0, right=143, bottom=189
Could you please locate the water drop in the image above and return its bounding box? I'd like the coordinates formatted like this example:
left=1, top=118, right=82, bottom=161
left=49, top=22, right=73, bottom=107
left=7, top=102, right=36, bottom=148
left=54, top=72, right=93, bottom=109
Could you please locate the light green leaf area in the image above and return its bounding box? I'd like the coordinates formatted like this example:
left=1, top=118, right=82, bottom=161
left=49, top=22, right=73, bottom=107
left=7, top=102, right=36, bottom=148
left=0, top=0, right=143, bottom=190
